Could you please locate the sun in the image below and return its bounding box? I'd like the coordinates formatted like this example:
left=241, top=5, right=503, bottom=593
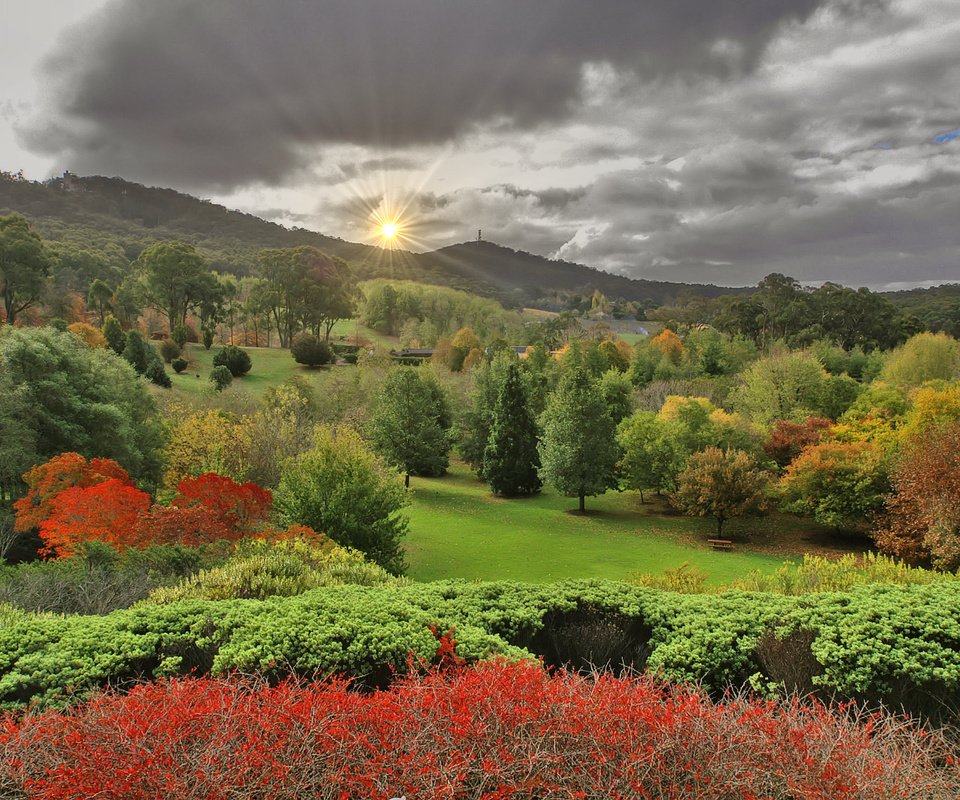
left=381, top=222, right=398, bottom=240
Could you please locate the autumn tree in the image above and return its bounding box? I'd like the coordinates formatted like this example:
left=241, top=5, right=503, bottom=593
left=876, top=422, right=960, bottom=569
left=13, top=453, right=132, bottom=535
left=369, top=368, right=452, bottom=486
left=779, top=441, right=889, bottom=532
left=538, top=367, right=619, bottom=513
left=672, top=448, right=770, bottom=536
left=0, top=214, right=50, bottom=325
left=163, top=409, right=246, bottom=489
left=449, top=327, right=481, bottom=371
left=763, top=417, right=834, bottom=469
left=651, top=329, right=685, bottom=365
left=129, top=504, right=233, bottom=549
left=37, top=479, right=152, bottom=557
left=483, top=363, right=542, bottom=496
left=173, top=473, right=272, bottom=534
left=274, top=426, right=408, bottom=573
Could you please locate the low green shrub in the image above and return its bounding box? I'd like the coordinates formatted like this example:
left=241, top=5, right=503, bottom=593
left=171, top=357, right=189, bottom=374
left=159, top=339, right=181, bottom=363
left=210, top=365, right=233, bottom=391
left=213, top=345, right=252, bottom=377
left=3, top=580, right=960, bottom=718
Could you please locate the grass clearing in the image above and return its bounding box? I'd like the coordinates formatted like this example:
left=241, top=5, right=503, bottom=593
left=405, top=463, right=790, bottom=584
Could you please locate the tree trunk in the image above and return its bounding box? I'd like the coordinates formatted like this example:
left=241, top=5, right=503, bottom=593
left=579, top=494, right=585, bottom=513
left=405, top=472, right=410, bottom=489
left=639, top=489, right=645, bottom=505
left=716, top=516, right=724, bottom=536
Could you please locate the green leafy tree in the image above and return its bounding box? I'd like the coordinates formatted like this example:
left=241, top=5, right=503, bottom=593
left=881, top=332, right=960, bottom=388
left=673, top=448, right=770, bottom=536
left=122, top=330, right=152, bottom=375
left=134, top=241, right=212, bottom=331
left=597, top=369, right=635, bottom=424
left=369, top=369, right=452, bottom=486
left=86, top=279, right=113, bottom=327
left=274, top=426, right=408, bottom=573
left=617, top=411, right=685, bottom=502
left=457, top=354, right=513, bottom=477
left=731, top=349, right=826, bottom=425
left=483, top=363, right=542, bottom=496
left=0, top=214, right=51, bottom=325
left=538, top=367, right=619, bottom=512
left=102, top=315, right=125, bottom=355
left=210, top=365, right=233, bottom=392
left=0, top=327, right=164, bottom=487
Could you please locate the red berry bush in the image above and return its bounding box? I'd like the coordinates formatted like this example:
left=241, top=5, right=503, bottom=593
left=0, top=662, right=955, bottom=799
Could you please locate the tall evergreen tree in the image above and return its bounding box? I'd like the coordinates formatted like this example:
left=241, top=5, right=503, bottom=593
left=483, top=363, right=542, bottom=497
left=369, top=368, right=452, bottom=487
left=538, top=367, right=619, bottom=513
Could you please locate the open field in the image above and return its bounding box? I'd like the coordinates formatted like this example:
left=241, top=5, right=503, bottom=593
left=403, top=463, right=826, bottom=584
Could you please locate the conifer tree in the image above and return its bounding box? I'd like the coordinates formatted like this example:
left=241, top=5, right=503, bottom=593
left=483, top=363, right=542, bottom=496
left=538, top=367, right=619, bottom=513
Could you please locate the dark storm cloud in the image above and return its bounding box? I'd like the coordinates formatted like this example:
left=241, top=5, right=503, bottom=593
left=24, top=0, right=824, bottom=188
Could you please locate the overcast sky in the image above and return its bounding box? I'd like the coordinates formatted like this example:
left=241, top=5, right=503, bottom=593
left=2, top=0, right=959, bottom=288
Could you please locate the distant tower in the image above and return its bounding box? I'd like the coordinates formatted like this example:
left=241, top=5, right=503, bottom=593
left=477, top=229, right=482, bottom=244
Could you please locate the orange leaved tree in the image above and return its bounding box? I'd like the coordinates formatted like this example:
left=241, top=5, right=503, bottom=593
left=14, top=453, right=132, bottom=535
left=38, top=479, right=151, bottom=557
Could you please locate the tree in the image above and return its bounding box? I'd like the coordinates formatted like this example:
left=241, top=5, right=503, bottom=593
left=449, top=327, right=481, bottom=371
left=483, top=363, right=542, bottom=496
left=651, top=329, right=685, bottom=365
left=13, top=453, right=132, bottom=535
left=134, top=241, right=213, bottom=331
left=67, top=322, right=106, bottom=349
left=369, top=369, right=453, bottom=486
left=880, top=332, right=960, bottom=388
left=37, top=479, right=152, bottom=558
left=457, top=354, right=513, bottom=478
left=102, top=315, right=125, bottom=355
left=672, top=448, right=769, bottom=536
left=0, top=327, right=165, bottom=487
left=763, top=417, right=833, bottom=469
left=0, top=372, right=37, bottom=502
left=86, top=279, right=113, bottom=327
left=173, top=473, right=272, bottom=534
left=129, top=504, right=233, bottom=549
left=779, top=441, right=889, bottom=532
left=274, top=426, right=408, bottom=573
left=616, top=411, right=686, bottom=502
left=162, top=409, right=245, bottom=489
left=731, top=350, right=826, bottom=426
left=210, top=365, right=233, bottom=392
left=876, top=422, right=960, bottom=569
left=538, top=367, right=619, bottom=512
left=597, top=369, right=634, bottom=424
left=290, top=333, right=332, bottom=367
left=212, top=345, right=252, bottom=377
left=0, top=214, right=50, bottom=325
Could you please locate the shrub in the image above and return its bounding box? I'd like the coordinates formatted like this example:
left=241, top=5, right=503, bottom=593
left=144, top=359, right=171, bottom=388
left=275, top=426, right=408, bottom=573
left=212, top=345, right=252, bottom=377
left=158, top=339, right=181, bottom=363
left=0, top=664, right=954, bottom=799
left=171, top=357, right=188, bottom=374
left=144, top=537, right=394, bottom=604
left=67, top=322, right=106, bottom=349
left=171, top=324, right=188, bottom=349
left=101, top=315, right=124, bottom=355
left=172, top=473, right=272, bottom=534
left=290, top=333, right=332, bottom=367
left=4, top=581, right=960, bottom=719
left=210, top=365, right=233, bottom=392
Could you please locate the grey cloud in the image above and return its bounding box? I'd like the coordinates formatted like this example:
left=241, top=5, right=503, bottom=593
left=24, top=0, right=823, bottom=188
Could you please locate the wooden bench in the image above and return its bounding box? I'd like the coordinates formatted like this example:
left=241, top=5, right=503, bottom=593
left=707, top=539, right=734, bottom=551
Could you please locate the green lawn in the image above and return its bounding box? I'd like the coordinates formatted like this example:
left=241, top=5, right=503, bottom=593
left=404, top=463, right=787, bottom=584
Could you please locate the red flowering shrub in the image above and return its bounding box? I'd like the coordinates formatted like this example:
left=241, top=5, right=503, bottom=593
left=173, top=473, right=272, bottom=533
left=0, top=663, right=954, bottom=799
left=36, top=479, right=152, bottom=557
left=763, top=417, right=833, bottom=468
left=14, top=453, right=132, bottom=534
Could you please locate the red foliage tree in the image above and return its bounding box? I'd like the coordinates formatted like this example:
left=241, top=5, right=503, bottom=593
left=38, top=479, right=151, bottom=557
left=876, top=422, right=960, bottom=569
left=173, top=473, right=272, bottom=534
left=14, top=453, right=132, bottom=534
left=763, top=417, right=833, bottom=468
left=129, top=505, right=235, bottom=549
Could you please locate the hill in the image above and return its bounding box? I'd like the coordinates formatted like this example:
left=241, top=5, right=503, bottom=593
left=0, top=171, right=741, bottom=306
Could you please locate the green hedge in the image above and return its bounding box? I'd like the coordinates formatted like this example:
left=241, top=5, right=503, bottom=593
left=2, top=580, right=960, bottom=718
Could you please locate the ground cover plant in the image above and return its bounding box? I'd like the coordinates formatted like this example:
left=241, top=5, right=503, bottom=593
left=1, top=661, right=956, bottom=800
